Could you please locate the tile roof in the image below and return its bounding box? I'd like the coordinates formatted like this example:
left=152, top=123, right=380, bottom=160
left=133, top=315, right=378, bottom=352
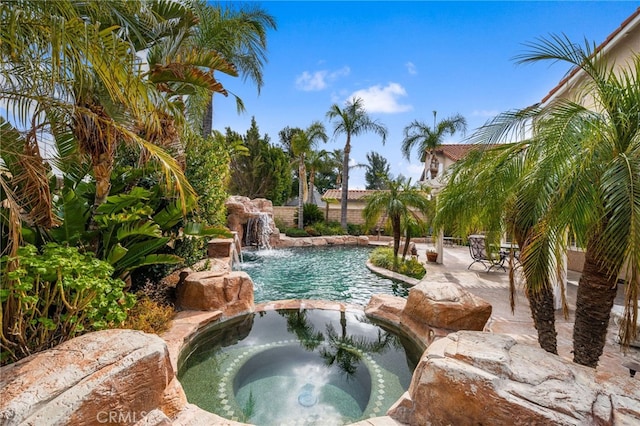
left=435, top=144, right=479, bottom=161
left=541, top=7, right=640, bottom=105
left=321, top=189, right=380, bottom=201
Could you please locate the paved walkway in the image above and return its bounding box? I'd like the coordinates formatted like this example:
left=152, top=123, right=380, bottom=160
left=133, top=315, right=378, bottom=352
left=408, top=241, right=639, bottom=377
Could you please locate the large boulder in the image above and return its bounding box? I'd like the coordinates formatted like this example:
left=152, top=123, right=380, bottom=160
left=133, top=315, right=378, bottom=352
left=388, top=331, right=640, bottom=425
left=403, top=281, right=492, bottom=331
left=0, top=329, right=180, bottom=425
left=176, top=270, right=254, bottom=317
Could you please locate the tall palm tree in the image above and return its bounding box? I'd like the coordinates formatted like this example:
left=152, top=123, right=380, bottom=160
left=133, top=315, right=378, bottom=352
left=326, top=97, right=388, bottom=230
left=402, top=111, right=467, bottom=180
left=187, top=0, right=276, bottom=136
left=363, top=177, right=431, bottom=265
left=305, top=149, right=329, bottom=204
left=436, top=35, right=640, bottom=368
left=290, top=122, right=328, bottom=229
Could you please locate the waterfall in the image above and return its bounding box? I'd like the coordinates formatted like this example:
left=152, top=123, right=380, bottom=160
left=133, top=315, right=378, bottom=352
left=245, top=213, right=273, bottom=249
left=230, top=231, right=243, bottom=268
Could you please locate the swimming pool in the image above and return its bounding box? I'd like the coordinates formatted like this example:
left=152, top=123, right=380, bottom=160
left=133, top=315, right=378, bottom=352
left=239, top=245, right=410, bottom=305
left=178, top=308, right=422, bottom=425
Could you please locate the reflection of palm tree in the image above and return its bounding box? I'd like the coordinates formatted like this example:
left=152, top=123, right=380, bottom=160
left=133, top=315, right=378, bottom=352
left=278, top=309, right=324, bottom=350
left=319, top=319, right=395, bottom=379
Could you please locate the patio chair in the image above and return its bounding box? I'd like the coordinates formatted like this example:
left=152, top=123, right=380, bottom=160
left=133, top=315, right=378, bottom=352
left=467, top=235, right=506, bottom=272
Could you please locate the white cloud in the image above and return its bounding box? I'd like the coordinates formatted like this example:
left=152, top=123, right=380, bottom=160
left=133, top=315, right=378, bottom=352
left=397, top=161, right=424, bottom=182
left=405, top=62, right=417, bottom=75
left=295, top=66, right=350, bottom=91
left=348, top=83, right=412, bottom=114
left=471, top=109, right=500, bottom=118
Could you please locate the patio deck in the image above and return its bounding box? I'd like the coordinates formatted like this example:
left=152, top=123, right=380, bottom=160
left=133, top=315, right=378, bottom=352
left=407, top=242, right=639, bottom=377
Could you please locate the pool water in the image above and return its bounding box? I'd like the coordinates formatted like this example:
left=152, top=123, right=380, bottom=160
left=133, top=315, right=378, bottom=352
left=178, top=309, right=423, bottom=425
left=239, top=245, right=410, bottom=305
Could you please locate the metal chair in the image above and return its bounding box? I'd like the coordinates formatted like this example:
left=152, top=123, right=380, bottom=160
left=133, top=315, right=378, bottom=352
left=467, top=235, right=506, bottom=271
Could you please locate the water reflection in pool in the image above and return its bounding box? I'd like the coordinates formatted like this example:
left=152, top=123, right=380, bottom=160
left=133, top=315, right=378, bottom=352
left=179, top=309, right=423, bottom=425
left=239, top=245, right=410, bottom=305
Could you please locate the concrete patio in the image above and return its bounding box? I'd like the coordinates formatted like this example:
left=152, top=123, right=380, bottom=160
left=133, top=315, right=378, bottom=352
left=409, top=242, right=638, bottom=377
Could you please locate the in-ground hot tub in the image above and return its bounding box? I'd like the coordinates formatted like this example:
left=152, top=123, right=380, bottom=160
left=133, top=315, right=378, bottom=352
left=178, top=308, right=423, bottom=425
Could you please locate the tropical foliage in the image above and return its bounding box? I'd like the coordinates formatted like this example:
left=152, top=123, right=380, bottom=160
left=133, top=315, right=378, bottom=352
left=186, top=0, right=276, bottom=136
left=0, top=243, right=134, bottom=364
left=368, top=247, right=426, bottom=280
left=402, top=111, right=467, bottom=180
left=434, top=35, right=640, bottom=368
left=327, top=97, right=388, bottom=230
left=363, top=177, right=431, bottom=266
left=228, top=118, right=292, bottom=205
left=0, top=0, right=275, bottom=364
left=290, top=122, right=328, bottom=228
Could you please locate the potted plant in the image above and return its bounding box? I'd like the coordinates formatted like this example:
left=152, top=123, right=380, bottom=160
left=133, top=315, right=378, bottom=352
left=426, top=249, right=438, bottom=263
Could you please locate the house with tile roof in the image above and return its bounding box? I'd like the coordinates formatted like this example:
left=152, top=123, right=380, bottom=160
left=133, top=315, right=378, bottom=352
left=425, top=8, right=640, bottom=269
left=418, top=144, right=479, bottom=188
left=419, top=7, right=640, bottom=191
left=320, top=189, right=381, bottom=226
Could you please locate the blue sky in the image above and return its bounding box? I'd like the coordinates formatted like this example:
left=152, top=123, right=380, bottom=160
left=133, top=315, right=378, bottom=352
left=212, top=1, right=636, bottom=189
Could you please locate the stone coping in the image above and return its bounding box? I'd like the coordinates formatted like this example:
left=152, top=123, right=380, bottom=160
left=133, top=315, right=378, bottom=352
left=162, top=300, right=414, bottom=426
left=366, top=261, right=420, bottom=286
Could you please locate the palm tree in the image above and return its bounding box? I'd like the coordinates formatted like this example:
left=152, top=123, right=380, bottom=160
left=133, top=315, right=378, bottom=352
left=290, top=122, right=328, bottom=229
left=402, top=111, right=467, bottom=180
left=436, top=35, right=640, bottom=368
left=434, top=141, right=562, bottom=354
left=187, top=0, right=276, bottom=136
left=363, top=177, right=431, bottom=265
left=326, top=97, right=388, bottom=230
left=0, top=1, right=198, bottom=234
left=305, top=149, right=329, bottom=204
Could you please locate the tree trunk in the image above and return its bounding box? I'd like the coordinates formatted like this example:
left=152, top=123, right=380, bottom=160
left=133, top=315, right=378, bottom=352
left=527, top=284, right=558, bottom=354
left=340, top=137, right=351, bottom=230
left=392, top=215, right=401, bottom=264
left=202, top=97, right=213, bottom=138
left=307, top=169, right=316, bottom=204
left=402, top=231, right=411, bottom=260
left=301, top=165, right=309, bottom=204
left=514, top=232, right=559, bottom=355
left=573, top=232, right=619, bottom=367
left=298, top=161, right=305, bottom=229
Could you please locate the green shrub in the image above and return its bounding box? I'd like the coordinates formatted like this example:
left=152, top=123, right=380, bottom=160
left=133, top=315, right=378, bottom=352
left=1, top=243, right=135, bottom=365
left=303, top=203, right=324, bottom=226
left=368, top=247, right=426, bottom=280
left=122, top=297, right=174, bottom=334
left=285, top=227, right=310, bottom=237
left=304, top=226, right=321, bottom=236
left=347, top=223, right=364, bottom=236
left=293, top=203, right=325, bottom=227
left=397, top=258, right=426, bottom=279
left=313, top=221, right=344, bottom=235
left=274, top=217, right=287, bottom=231
left=369, top=247, right=395, bottom=270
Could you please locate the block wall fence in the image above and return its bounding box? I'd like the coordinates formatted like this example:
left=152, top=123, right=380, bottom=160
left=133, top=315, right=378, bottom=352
left=273, top=204, right=368, bottom=228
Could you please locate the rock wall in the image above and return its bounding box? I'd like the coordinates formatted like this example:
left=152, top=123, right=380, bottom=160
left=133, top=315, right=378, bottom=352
left=388, top=331, right=640, bottom=425
left=225, top=196, right=279, bottom=248
left=365, top=280, right=492, bottom=346
left=176, top=270, right=254, bottom=317
left=0, top=330, right=178, bottom=425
